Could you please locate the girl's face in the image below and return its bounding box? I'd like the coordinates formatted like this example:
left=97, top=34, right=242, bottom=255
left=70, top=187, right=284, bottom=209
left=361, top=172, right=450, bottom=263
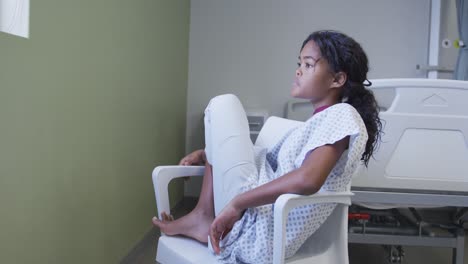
left=291, top=40, right=337, bottom=103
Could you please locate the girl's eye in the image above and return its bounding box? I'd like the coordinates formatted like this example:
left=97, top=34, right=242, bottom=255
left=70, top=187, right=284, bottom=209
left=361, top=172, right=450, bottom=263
left=297, top=62, right=315, bottom=69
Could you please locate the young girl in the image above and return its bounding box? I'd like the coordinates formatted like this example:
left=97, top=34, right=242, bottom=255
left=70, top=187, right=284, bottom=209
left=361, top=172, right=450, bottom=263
left=152, top=30, right=382, bottom=263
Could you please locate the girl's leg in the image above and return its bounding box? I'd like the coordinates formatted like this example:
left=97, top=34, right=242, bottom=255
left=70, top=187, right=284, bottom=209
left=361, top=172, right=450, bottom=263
left=151, top=96, right=222, bottom=242
left=207, top=94, right=256, bottom=216
left=152, top=94, right=255, bottom=242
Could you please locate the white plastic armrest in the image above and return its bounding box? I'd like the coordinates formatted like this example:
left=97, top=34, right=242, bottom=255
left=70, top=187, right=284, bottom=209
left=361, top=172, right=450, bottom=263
left=272, top=191, right=354, bottom=264
left=152, top=166, right=205, bottom=223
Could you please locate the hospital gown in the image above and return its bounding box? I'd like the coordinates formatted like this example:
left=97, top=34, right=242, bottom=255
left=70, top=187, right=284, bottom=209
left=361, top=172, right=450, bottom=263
left=215, top=103, right=368, bottom=264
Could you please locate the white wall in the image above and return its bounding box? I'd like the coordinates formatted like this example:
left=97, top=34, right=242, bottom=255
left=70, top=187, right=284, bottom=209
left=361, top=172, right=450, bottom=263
left=185, top=0, right=431, bottom=155
left=439, top=0, right=459, bottom=79
left=184, top=0, right=432, bottom=197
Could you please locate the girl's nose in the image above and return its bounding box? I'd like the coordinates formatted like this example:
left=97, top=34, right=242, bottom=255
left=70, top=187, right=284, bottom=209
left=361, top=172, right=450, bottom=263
left=296, top=68, right=302, bottom=77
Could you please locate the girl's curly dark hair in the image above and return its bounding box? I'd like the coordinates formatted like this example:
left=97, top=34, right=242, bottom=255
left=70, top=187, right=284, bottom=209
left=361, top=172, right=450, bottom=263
left=302, top=30, right=382, bottom=166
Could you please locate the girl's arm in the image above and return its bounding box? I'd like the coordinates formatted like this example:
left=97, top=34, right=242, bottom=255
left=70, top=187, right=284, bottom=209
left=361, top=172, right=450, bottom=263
left=210, top=136, right=349, bottom=254
left=232, top=136, right=349, bottom=211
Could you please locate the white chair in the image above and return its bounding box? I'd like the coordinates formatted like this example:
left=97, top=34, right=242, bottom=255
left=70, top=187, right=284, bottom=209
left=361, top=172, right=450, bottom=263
left=152, top=116, right=354, bottom=264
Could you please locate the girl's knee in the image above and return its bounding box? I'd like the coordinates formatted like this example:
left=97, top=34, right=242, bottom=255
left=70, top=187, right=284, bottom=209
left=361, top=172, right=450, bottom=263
left=208, top=94, right=240, bottom=110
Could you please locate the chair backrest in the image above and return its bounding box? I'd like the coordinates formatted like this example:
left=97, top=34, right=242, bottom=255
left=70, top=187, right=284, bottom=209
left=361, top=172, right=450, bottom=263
left=254, top=116, right=303, bottom=149
left=352, top=79, right=468, bottom=193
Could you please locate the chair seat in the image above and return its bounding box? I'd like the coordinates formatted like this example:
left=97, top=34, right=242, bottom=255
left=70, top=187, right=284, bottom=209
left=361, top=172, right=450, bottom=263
left=156, top=235, right=219, bottom=264
left=157, top=235, right=334, bottom=264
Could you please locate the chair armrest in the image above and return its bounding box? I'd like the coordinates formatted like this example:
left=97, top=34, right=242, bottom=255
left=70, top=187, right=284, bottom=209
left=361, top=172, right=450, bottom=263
left=272, top=191, right=354, bottom=264
left=152, top=166, right=205, bottom=222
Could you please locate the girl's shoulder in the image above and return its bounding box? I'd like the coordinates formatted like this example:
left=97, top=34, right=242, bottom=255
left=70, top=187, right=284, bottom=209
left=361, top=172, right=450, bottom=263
left=305, top=103, right=360, bottom=123
left=326, top=102, right=359, bottom=114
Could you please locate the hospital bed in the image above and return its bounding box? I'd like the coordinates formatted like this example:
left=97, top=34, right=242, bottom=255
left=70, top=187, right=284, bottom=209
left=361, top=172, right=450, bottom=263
left=285, top=78, right=468, bottom=264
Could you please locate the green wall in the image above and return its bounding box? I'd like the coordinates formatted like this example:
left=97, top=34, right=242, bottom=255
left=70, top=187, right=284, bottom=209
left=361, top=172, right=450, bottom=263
left=0, top=0, right=190, bottom=263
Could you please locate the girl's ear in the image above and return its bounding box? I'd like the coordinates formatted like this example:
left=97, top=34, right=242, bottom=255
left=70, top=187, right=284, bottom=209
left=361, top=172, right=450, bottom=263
left=330, top=72, right=347, bottom=89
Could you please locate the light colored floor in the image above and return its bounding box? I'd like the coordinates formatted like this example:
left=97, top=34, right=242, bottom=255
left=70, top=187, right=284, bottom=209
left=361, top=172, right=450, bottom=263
left=131, top=199, right=468, bottom=264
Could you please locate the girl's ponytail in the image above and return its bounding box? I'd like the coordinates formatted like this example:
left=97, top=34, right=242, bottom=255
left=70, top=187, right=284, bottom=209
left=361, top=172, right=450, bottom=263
left=341, top=80, right=382, bottom=166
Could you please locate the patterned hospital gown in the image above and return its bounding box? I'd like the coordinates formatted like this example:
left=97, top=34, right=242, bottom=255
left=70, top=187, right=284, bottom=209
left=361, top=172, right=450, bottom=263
left=215, top=103, right=368, bottom=264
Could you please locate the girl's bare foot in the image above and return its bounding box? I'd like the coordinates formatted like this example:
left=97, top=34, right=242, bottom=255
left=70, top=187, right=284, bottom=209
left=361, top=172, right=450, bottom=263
left=152, top=209, right=214, bottom=243
left=160, top=212, right=174, bottom=221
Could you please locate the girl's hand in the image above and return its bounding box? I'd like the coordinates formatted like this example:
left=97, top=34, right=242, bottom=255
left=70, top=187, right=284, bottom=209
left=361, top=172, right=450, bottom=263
left=179, top=149, right=205, bottom=166
left=209, top=200, right=244, bottom=255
